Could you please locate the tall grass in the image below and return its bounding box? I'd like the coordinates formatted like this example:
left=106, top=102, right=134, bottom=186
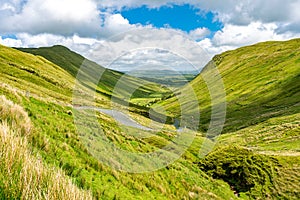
left=0, top=95, right=93, bottom=199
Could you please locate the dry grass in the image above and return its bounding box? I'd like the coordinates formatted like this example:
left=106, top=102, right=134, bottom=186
left=0, top=95, right=93, bottom=200
left=0, top=95, right=31, bottom=136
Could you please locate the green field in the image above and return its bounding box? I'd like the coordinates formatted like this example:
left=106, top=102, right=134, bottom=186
left=126, top=69, right=197, bottom=88
left=0, top=39, right=299, bottom=199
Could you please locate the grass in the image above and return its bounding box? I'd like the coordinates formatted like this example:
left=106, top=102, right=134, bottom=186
left=0, top=44, right=238, bottom=199
left=0, top=39, right=299, bottom=199
left=1, top=94, right=236, bottom=199
left=155, top=38, right=300, bottom=199
left=0, top=96, right=93, bottom=200
left=198, top=145, right=300, bottom=199
left=17, top=45, right=172, bottom=104
left=158, top=38, right=300, bottom=133
left=217, top=112, right=300, bottom=153
left=0, top=45, right=75, bottom=104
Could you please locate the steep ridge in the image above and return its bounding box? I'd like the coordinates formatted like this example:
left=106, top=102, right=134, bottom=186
left=0, top=44, right=75, bottom=103
left=160, top=38, right=300, bottom=133
left=17, top=45, right=171, bottom=103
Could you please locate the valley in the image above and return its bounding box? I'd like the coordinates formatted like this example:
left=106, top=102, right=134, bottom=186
left=0, top=39, right=299, bottom=199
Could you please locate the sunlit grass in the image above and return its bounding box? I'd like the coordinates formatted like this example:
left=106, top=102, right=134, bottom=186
left=0, top=96, right=93, bottom=200
left=0, top=39, right=299, bottom=199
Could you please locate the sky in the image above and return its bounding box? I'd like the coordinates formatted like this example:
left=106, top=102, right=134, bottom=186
left=0, top=0, right=300, bottom=71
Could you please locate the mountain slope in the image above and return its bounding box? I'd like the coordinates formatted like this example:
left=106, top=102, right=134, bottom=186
left=159, top=38, right=300, bottom=134
left=0, top=45, right=75, bottom=103
left=0, top=96, right=93, bottom=200
left=17, top=45, right=171, bottom=103
left=1, top=40, right=299, bottom=199
left=156, top=38, right=300, bottom=198
left=0, top=45, right=238, bottom=199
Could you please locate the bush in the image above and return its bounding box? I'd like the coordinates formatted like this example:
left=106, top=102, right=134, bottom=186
left=198, top=146, right=280, bottom=198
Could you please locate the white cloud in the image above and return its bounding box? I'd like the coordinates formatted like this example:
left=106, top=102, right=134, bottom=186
left=109, top=48, right=196, bottom=72
left=276, top=0, right=300, bottom=34
left=0, top=36, right=22, bottom=47
left=14, top=33, right=68, bottom=47
left=86, top=27, right=211, bottom=71
left=95, top=0, right=193, bottom=10
left=0, top=3, right=16, bottom=12
left=102, top=14, right=137, bottom=36
left=93, top=0, right=300, bottom=59
left=106, top=14, right=130, bottom=27
left=197, top=38, right=232, bottom=57
left=97, top=0, right=300, bottom=33
left=0, top=28, right=210, bottom=72
left=198, top=22, right=300, bottom=56
left=1, top=0, right=300, bottom=71
left=0, top=1, right=146, bottom=38
left=0, top=0, right=24, bottom=12
left=0, top=0, right=101, bottom=37
left=196, top=0, right=300, bottom=37
left=72, top=35, right=99, bottom=46
left=189, top=28, right=210, bottom=40
left=1, top=0, right=299, bottom=37
left=212, top=22, right=281, bottom=47
left=0, top=33, right=101, bottom=55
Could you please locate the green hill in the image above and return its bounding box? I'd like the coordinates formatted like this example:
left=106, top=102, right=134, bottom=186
left=159, top=38, right=300, bottom=134
left=0, top=39, right=299, bottom=199
left=17, top=45, right=171, bottom=104
left=156, top=39, right=300, bottom=198
left=0, top=44, right=76, bottom=103
left=0, top=44, right=238, bottom=199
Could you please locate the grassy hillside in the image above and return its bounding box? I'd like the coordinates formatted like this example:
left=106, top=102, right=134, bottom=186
left=0, top=96, right=93, bottom=199
left=0, top=45, right=239, bottom=199
left=17, top=45, right=171, bottom=104
left=156, top=39, right=300, bottom=198
left=0, top=45, right=76, bottom=103
left=1, top=39, right=299, bottom=199
left=159, top=39, right=300, bottom=134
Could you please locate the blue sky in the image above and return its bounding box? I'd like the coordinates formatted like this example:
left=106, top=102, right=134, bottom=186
left=120, top=4, right=223, bottom=36
left=1, top=34, right=17, bottom=39
left=0, top=0, right=300, bottom=71
left=0, top=3, right=222, bottom=41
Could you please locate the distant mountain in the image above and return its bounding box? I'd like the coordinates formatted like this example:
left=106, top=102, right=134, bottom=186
left=126, top=69, right=198, bottom=87
left=124, top=69, right=199, bottom=76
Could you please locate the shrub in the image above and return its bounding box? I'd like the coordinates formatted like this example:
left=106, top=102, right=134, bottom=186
left=198, top=146, right=279, bottom=198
